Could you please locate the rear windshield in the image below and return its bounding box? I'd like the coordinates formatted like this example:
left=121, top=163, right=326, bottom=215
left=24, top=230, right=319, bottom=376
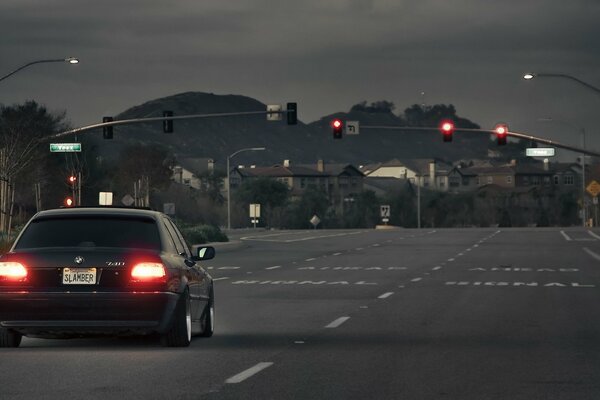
left=14, top=216, right=161, bottom=250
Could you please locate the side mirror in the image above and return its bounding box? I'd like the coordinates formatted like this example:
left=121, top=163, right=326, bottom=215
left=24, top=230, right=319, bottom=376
left=191, top=245, right=215, bottom=261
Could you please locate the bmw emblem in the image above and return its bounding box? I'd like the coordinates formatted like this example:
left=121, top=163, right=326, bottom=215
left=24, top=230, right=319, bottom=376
left=74, top=256, right=84, bottom=265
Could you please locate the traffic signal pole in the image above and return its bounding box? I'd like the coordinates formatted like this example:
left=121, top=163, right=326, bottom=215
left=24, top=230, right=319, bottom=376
left=48, top=109, right=296, bottom=140
left=357, top=125, right=600, bottom=158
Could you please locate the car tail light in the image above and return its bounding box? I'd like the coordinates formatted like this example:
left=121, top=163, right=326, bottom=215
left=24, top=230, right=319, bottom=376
left=130, top=262, right=166, bottom=282
left=0, top=262, right=28, bottom=281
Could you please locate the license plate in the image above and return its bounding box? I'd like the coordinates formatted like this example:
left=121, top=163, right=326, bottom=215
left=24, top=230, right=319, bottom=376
left=62, top=268, right=97, bottom=285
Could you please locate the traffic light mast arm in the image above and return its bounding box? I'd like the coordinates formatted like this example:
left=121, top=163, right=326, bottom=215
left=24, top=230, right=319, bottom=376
left=48, top=109, right=293, bottom=140
left=359, top=125, right=600, bottom=158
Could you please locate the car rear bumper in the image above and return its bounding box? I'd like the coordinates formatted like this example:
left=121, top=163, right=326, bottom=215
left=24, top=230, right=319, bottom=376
left=0, top=291, right=180, bottom=337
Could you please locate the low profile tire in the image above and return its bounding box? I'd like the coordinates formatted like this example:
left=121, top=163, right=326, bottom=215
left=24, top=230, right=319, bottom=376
left=0, top=328, right=22, bottom=348
left=199, top=287, right=215, bottom=338
left=161, top=290, right=192, bottom=347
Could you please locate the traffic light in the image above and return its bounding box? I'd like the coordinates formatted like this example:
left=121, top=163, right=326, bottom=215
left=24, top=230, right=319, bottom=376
left=103, top=117, right=113, bottom=139
left=68, top=175, right=77, bottom=186
left=163, top=111, right=173, bottom=133
left=286, top=102, right=297, bottom=125
left=495, top=123, right=508, bottom=146
left=64, top=196, right=74, bottom=207
left=332, top=119, right=343, bottom=139
left=440, top=120, right=455, bottom=142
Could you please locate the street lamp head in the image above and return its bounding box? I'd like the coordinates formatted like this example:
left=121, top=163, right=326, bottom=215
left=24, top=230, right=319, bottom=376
left=523, top=73, right=536, bottom=80
left=65, top=57, right=79, bottom=64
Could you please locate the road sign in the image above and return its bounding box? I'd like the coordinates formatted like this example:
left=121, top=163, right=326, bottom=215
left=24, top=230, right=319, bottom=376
left=587, top=180, right=600, bottom=197
left=266, top=105, right=282, bottom=121
left=380, top=205, right=391, bottom=218
left=163, top=203, right=176, bottom=215
left=121, top=194, right=135, bottom=206
left=310, top=215, right=321, bottom=228
left=346, top=121, right=360, bottom=135
left=250, top=204, right=261, bottom=218
left=99, top=192, right=113, bottom=206
left=50, top=143, right=81, bottom=153
left=526, top=148, right=555, bottom=157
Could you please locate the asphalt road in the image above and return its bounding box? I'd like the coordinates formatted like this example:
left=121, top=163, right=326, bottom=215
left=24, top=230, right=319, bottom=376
left=2, top=227, right=600, bottom=399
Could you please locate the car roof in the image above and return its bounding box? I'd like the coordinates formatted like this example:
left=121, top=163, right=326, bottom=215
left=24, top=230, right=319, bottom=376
left=33, top=207, right=165, bottom=220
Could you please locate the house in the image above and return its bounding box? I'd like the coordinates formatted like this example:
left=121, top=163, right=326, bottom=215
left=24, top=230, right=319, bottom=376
left=172, top=157, right=215, bottom=189
left=230, top=160, right=364, bottom=212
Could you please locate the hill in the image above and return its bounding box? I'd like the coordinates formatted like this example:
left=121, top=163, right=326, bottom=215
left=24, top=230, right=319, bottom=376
left=87, top=92, right=489, bottom=168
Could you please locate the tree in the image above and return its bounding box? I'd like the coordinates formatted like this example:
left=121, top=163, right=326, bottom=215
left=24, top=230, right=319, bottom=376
left=110, top=144, right=175, bottom=206
left=0, top=101, right=69, bottom=233
left=234, top=178, right=289, bottom=227
left=286, top=185, right=330, bottom=228
left=341, top=190, right=380, bottom=228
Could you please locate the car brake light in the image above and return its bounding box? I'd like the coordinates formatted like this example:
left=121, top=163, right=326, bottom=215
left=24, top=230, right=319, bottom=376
left=0, top=262, right=28, bottom=281
left=130, top=262, right=166, bottom=281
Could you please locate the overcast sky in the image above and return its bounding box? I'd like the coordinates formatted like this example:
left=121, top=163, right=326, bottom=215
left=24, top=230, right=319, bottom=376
left=1, top=0, right=599, bottom=158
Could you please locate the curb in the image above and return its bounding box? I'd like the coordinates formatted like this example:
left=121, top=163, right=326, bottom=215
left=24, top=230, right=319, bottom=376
left=206, top=240, right=248, bottom=253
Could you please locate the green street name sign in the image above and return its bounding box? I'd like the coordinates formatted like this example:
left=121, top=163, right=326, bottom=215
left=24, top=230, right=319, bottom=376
left=50, top=143, right=82, bottom=153
left=526, top=148, right=555, bottom=157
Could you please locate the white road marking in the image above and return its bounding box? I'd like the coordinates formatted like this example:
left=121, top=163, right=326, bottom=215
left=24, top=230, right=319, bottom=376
left=241, top=231, right=364, bottom=243
left=266, top=266, right=281, bottom=270
left=213, top=277, right=230, bottom=281
left=378, top=292, right=394, bottom=299
left=355, top=247, right=364, bottom=251
left=411, top=277, right=423, bottom=282
left=333, top=252, right=342, bottom=256
left=218, top=266, right=240, bottom=270
left=473, top=244, right=479, bottom=248
left=583, top=247, right=600, bottom=261
left=305, top=258, right=317, bottom=262
left=294, top=341, right=305, bottom=344
left=225, top=362, right=274, bottom=384
left=372, top=244, right=381, bottom=247
left=560, top=230, right=572, bottom=241
left=447, top=258, right=455, bottom=262
left=457, top=253, right=464, bottom=257
left=588, top=231, right=600, bottom=240
left=325, top=316, right=350, bottom=328
left=432, top=266, right=442, bottom=271
left=445, top=281, right=595, bottom=288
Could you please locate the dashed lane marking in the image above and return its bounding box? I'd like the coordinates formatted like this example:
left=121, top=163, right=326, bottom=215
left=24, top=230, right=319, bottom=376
left=325, top=316, right=350, bottom=328
left=588, top=231, right=600, bottom=240
left=432, top=266, right=442, bottom=271
left=305, top=258, right=317, bottom=262
left=225, top=362, right=274, bottom=384
left=583, top=247, right=600, bottom=262
left=411, top=277, right=423, bottom=282
left=333, top=252, right=342, bottom=256
left=378, top=292, right=394, bottom=299
left=265, top=266, right=281, bottom=270
left=560, top=230, right=572, bottom=241
left=213, top=277, right=230, bottom=281
left=218, top=266, right=240, bottom=270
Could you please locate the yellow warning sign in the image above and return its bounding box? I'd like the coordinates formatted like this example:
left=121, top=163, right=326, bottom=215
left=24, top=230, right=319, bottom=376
left=586, top=180, right=600, bottom=197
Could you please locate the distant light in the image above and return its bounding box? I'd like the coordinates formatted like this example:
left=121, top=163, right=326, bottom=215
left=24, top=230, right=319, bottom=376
left=333, top=119, right=342, bottom=128
left=496, top=126, right=507, bottom=135
left=65, top=57, right=79, bottom=64
left=523, top=73, right=535, bottom=80
left=441, top=122, right=453, bottom=132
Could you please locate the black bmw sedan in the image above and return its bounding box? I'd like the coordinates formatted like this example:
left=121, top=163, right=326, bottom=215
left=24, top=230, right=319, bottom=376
left=0, top=207, right=215, bottom=348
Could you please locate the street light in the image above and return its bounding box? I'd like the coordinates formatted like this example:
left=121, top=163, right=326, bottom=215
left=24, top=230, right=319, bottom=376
left=227, top=147, right=266, bottom=230
left=0, top=57, right=80, bottom=83
left=537, top=117, right=587, bottom=227
left=523, top=72, right=600, bottom=95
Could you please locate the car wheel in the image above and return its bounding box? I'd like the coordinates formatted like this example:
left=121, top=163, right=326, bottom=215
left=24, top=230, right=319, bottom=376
left=161, top=290, right=192, bottom=347
left=0, top=328, right=22, bottom=348
left=199, top=287, right=214, bottom=338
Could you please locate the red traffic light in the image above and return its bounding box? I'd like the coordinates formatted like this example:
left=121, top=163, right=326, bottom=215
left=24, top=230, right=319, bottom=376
left=439, top=120, right=454, bottom=142
left=495, top=123, right=508, bottom=145
left=64, top=197, right=74, bottom=207
left=68, top=175, right=77, bottom=184
left=332, top=119, right=343, bottom=139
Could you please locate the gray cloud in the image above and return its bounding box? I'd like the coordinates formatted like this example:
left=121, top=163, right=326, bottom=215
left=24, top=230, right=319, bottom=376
left=0, top=0, right=598, bottom=155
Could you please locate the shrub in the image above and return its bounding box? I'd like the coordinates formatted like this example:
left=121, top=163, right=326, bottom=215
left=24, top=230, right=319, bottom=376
left=180, top=224, right=228, bottom=245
